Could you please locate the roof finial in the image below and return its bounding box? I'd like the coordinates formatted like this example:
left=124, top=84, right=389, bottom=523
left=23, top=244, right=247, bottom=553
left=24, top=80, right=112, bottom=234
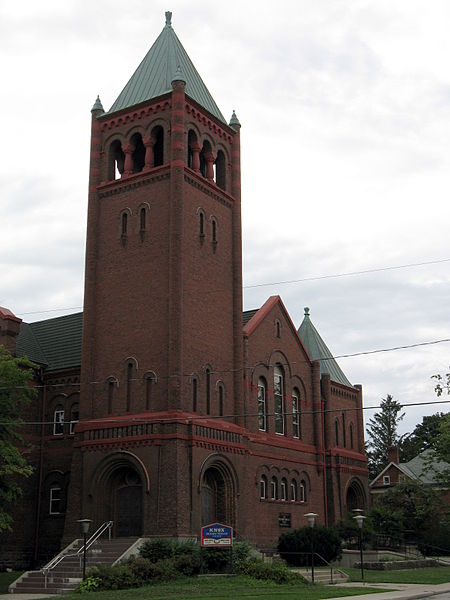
left=171, top=64, right=186, bottom=86
left=165, top=11, right=172, bottom=27
left=229, top=110, right=241, bottom=129
left=304, top=307, right=310, bottom=316
left=91, top=95, right=104, bottom=114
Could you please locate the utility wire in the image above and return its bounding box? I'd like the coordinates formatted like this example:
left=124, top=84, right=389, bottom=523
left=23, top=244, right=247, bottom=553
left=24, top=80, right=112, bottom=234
left=15, top=257, right=450, bottom=316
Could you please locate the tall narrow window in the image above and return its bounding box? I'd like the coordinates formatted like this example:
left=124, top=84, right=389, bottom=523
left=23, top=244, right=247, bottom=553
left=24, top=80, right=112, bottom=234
left=212, top=219, right=217, bottom=245
left=300, top=481, right=306, bottom=502
left=257, top=377, right=267, bottom=431
left=290, top=479, right=297, bottom=502
left=126, top=362, right=133, bottom=412
left=281, top=478, right=288, bottom=501
left=53, top=407, right=64, bottom=436
left=270, top=477, right=278, bottom=500
left=342, top=412, right=346, bottom=448
left=145, top=374, right=154, bottom=411
left=218, top=384, right=224, bottom=416
left=260, top=475, right=267, bottom=500
left=192, top=377, right=198, bottom=412
left=335, top=420, right=339, bottom=446
left=140, top=206, right=147, bottom=240
left=274, top=365, right=285, bottom=435
left=49, top=486, right=62, bottom=515
left=108, top=380, right=115, bottom=414
left=350, top=423, right=354, bottom=449
left=206, top=367, right=211, bottom=414
left=199, top=211, right=205, bottom=239
left=69, top=403, right=79, bottom=435
left=292, top=390, right=300, bottom=438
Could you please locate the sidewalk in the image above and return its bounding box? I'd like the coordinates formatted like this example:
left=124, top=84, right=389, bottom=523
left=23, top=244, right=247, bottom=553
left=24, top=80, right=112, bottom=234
left=329, top=581, right=450, bottom=600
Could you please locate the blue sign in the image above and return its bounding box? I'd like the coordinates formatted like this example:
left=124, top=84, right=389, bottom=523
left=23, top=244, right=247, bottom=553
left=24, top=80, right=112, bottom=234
left=201, top=522, right=233, bottom=547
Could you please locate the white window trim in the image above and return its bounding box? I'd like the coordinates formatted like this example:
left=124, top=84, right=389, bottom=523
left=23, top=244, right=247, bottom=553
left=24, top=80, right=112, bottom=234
left=49, top=486, right=62, bottom=515
left=53, top=409, right=65, bottom=436
left=292, top=394, right=300, bottom=438
left=274, top=370, right=285, bottom=435
left=383, top=475, right=391, bottom=486
left=260, top=477, right=267, bottom=500
left=258, top=382, right=267, bottom=431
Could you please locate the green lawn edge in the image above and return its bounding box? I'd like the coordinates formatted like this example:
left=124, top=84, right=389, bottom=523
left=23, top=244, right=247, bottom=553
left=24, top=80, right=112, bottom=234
left=343, top=565, right=450, bottom=585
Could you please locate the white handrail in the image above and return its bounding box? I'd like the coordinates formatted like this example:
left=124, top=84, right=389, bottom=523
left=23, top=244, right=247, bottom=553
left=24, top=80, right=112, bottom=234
left=42, top=521, right=113, bottom=588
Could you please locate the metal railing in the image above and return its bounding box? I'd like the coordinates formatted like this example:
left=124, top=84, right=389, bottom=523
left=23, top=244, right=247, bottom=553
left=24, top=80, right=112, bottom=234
left=281, top=551, right=347, bottom=584
left=42, top=521, right=113, bottom=588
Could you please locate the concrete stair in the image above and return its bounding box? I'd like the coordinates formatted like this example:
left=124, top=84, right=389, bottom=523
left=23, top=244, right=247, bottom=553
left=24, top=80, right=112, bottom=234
left=293, top=566, right=349, bottom=584
left=9, top=537, right=138, bottom=595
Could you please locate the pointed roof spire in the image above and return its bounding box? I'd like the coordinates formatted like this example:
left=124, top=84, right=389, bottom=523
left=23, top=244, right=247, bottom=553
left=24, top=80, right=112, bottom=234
left=298, top=307, right=353, bottom=387
left=229, top=110, right=241, bottom=129
left=91, top=95, right=104, bottom=114
left=107, top=13, right=226, bottom=123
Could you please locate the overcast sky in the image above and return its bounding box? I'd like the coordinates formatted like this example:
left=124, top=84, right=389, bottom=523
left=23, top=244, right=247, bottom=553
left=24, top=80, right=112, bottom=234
left=1, top=0, right=450, bottom=436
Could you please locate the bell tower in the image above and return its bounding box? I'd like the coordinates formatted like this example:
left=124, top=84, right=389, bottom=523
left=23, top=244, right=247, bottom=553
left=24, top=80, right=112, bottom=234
left=81, top=12, right=243, bottom=424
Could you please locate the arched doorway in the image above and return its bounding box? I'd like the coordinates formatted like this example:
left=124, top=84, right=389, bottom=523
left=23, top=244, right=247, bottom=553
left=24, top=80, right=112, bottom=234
left=200, top=462, right=236, bottom=527
left=346, top=479, right=366, bottom=514
left=92, top=459, right=144, bottom=537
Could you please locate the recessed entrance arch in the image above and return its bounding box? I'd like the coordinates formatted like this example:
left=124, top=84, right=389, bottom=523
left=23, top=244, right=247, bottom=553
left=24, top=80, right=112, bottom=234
left=199, top=456, right=237, bottom=528
left=91, top=453, right=147, bottom=537
left=346, top=478, right=366, bottom=514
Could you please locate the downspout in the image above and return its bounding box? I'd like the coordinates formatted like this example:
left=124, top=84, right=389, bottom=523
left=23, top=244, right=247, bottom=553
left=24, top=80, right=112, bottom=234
left=321, top=398, right=328, bottom=527
left=33, top=370, right=46, bottom=564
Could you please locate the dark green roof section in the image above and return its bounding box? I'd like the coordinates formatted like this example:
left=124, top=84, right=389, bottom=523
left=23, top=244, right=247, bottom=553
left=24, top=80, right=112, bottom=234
left=16, top=313, right=83, bottom=372
left=107, top=12, right=226, bottom=124
left=297, top=307, right=353, bottom=388
left=16, top=322, right=48, bottom=367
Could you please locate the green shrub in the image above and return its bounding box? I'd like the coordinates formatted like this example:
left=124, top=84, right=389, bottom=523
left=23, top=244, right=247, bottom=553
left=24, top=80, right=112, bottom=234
left=76, top=575, right=101, bottom=593
left=278, top=525, right=342, bottom=566
left=139, top=539, right=174, bottom=563
left=201, top=547, right=231, bottom=573
left=237, top=558, right=305, bottom=584
left=172, top=552, right=202, bottom=576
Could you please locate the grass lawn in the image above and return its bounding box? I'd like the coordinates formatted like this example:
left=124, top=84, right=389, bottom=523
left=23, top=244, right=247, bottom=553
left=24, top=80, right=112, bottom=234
left=0, top=571, right=23, bottom=594
left=344, top=565, right=450, bottom=585
left=40, top=575, right=383, bottom=600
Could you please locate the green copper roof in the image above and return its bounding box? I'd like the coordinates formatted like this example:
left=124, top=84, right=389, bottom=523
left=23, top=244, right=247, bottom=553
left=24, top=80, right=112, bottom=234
left=298, top=307, right=353, bottom=387
left=107, top=12, right=226, bottom=124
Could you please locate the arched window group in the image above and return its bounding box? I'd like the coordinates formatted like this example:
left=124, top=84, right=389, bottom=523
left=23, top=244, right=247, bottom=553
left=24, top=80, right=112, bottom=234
left=119, top=204, right=149, bottom=244
left=259, top=473, right=308, bottom=503
left=188, top=130, right=227, bottom=191
left=197, top=208, right=219, bottom=249
left=107, top=126, right=164, bottom=181
left=51, top=393, right=79, bottom=437
left=335, top=417, right=355, bottom=449
left=105, top=361, right=158, bottom=415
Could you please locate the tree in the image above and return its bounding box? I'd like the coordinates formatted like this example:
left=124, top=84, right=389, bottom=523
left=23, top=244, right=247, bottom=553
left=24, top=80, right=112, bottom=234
left=366, top=394, right=405, bottom=480
left=0, top=345, right=36, bottom=532
left=400, top=413, right=448, bottom=462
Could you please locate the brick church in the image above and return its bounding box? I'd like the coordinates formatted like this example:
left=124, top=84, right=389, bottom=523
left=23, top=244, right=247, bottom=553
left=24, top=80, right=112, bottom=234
left=0, top=13, right=368, bottom=567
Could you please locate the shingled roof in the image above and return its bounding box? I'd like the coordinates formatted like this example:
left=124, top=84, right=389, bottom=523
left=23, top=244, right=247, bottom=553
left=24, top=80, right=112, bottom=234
left=107, top=12, right=226, bottom=123
left=297, top=307, right=352, bottom=387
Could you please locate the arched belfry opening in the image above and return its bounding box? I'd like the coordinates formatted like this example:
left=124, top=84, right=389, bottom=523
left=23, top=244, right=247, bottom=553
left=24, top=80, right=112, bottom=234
left=92, top=456, right=145, bottom=537
left=130, top=133, right=145, bottom=173
left=346, top=479, right=366, bottom=514
left=215, top=150, right=226, bottom=190
left=200, top=459, right=236, bottom=527
left=151, top=126, right=164, bottom=167
left=108, top=140, right=125, bottom=180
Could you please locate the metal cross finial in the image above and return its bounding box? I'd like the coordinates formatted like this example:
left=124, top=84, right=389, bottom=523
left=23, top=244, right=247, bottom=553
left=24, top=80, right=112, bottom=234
left=165, top=11, right=172, bottom=27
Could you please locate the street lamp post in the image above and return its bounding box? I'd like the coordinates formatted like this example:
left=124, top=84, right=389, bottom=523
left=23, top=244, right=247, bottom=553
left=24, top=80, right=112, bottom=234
left=304, top=512, right=318, bottom=583
left=353, top=512, right=366, bottom=581
left=77, top=519, right=92, bottom=580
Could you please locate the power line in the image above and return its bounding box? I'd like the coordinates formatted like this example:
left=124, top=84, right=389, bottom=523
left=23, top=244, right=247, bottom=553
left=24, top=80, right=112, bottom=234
left=1, top=336, right=449, bottom=392
left=3, top=399, right=450, bottom=427
left=14, top=257, right=450, bottom=316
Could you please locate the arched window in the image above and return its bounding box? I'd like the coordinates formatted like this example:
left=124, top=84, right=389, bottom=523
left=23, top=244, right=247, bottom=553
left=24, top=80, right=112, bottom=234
left=130, top=132, right=145, bottom=173
left=151, top=126, right=164, bottom=167
left=206, top=367, right=211, bottom=414
left=342, top=412, right=347, bottom=448
left=49, top=485, right=62, bottom=515
left=199, top=210, right=205, bottom=239
left=275, top=320, right=281, bottom=338
left=108, top=139, right=125, bottom=180
left=53, top=406, right=64, bottom=436
left=281, top=478, right=288, bottom=501
left=257, top=377, right=267, bottom=431
left=139, top=206, right=147, bottom=240
left=274, top=365, right=285, bottom=435
left=292, top=389, right=300, bottom=438
left=260, top=475, right=267, bottom=500
left=335, top=420, right=339, bottom=446
left=107, top=378, right=116, bottom=414
left=211, top=218, right=217, bottom=246
left=218, top=383, right=224, bottom=416
left=192, top=376, right=198, bottom=412
left=69, top=402, right=79, bottom=435
left=300, top=480, right=307, bottom=503
left=350, top=422, right=354, bottom=449
left=121, top=212, right=128, bottom=238
left=215, top=151, right=226, bottom=190
left=126, top=361, right=134, bottom=412
left=270, top=477, right=278, bottom=500
left=144, top=372, right=157, bottom=411
left=290, top=479, right=298, bottom=502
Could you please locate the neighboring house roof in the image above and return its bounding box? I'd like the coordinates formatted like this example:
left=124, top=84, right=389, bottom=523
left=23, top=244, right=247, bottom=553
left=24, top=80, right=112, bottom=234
left=107, top=12, right=226, bottom=124
left=370, top=449, right=450, bottom=487
left=297, top=307, right=352, bottom=387
left=16, top=312, right=83, bottom=372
